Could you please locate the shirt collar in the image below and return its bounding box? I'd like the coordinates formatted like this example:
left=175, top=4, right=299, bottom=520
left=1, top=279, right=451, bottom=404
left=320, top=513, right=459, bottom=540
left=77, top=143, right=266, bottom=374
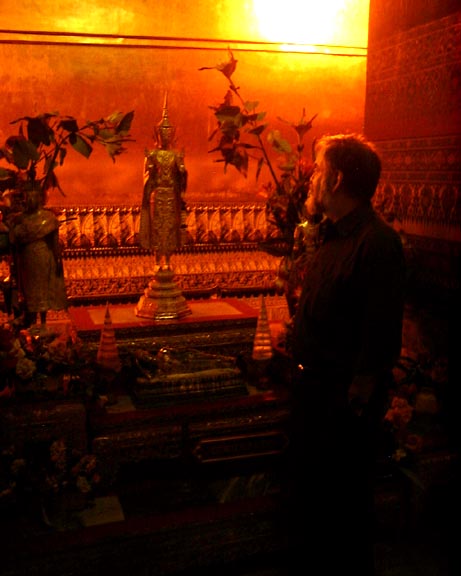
left=326, top=202, right=374, bottom=239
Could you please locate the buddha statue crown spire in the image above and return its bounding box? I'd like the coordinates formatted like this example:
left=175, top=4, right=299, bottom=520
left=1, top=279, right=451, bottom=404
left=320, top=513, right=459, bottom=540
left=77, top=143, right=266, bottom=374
left=159, top=92, right=172, bottom=128
left=155, top=92, right=175, bottom=147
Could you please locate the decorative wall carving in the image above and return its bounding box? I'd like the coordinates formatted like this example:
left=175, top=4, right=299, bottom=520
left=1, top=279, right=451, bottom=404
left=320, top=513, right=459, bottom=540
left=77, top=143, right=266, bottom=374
left=366, top=11, right=461, bottom=140
left=374, top=135, right=461, bottom=234
left=366, top=9, right=461, bottom=242
left=366, top=6, right=461, bottom=301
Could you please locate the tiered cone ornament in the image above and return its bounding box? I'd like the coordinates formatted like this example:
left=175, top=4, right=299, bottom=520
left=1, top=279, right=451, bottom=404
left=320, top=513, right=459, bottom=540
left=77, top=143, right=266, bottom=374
left=251, top=295, right=273, bottom=389
left=252, top=295, right=273, bottom=362
left=97, top=303, right=122, bottom=374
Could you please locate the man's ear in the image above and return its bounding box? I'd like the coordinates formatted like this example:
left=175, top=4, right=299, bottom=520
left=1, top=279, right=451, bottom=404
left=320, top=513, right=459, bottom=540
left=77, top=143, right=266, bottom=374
left=332, top=169, right=343, bottom=193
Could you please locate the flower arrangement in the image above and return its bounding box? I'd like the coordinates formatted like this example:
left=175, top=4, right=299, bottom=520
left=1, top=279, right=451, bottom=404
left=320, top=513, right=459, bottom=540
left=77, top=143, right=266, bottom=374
left=383, top=355, right=445, bottom=481
left=1, top=437, right=101, bottom=528
left=42, top=438, right=101, bottom=497
left=0, top=322, right=97, bottom=400
left=200, top=49, right=319, bottom=316
left=384, top=395, right=424, bottom=463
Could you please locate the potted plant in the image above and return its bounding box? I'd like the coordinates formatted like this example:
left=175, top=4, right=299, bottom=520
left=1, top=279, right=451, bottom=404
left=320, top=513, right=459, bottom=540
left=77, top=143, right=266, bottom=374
left=0, top=110, right=134, bottom=324
left=200, top=49, right=319, bottom=317
left=0, top=110, right=134, bottom=208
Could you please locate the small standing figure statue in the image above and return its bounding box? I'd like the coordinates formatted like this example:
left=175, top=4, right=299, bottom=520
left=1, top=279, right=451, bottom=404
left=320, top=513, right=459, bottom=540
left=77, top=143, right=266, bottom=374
left=139, top=93, right=188, bottom=269
left=8, top=185, right=67, bottom=329
left=135, top=94, right=191, bottom=320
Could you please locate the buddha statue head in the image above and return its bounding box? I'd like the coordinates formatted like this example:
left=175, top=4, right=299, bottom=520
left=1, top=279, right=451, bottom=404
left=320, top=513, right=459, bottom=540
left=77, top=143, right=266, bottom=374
left=154, top=93, right=176, bottom=150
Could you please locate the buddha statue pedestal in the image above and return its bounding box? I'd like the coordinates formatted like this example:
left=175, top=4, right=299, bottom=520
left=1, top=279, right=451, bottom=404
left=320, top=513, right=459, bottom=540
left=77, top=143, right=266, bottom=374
left=134, top=267, right=191, bottom=321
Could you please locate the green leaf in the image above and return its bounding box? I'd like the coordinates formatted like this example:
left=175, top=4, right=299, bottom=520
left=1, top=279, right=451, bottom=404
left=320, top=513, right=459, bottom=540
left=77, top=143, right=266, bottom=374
left=103, top=142, right=124, bottom=161
left=267, top=130, right=292, bottom=153
left=12, top=138, right=39, bottom=169
left=215, top=105, right=241, bottom=119
left=230, top=148, right=248, bottom=177
left=43, top=170, right=66, bottom=196
left=208, top=144, right=223, bottom=154
left=208, top=127, right=219, bottom=143
left=58, top=147, right=67, bottom=166
left=116, top=110, right=134, bottom=133
left=104, top=111, right=124, bottom=125
left=256, top=157, right=265, bottom=181
left=44, top=155, right=58, bottom=175
left=201, top=48, right=237, bottom=80
left=248, top=125, right=267, bottom=136
left=218, top=123, right=240, bottom=141
left=245, top=113, right=261, bottom=124
left=27, top=117, right=52, bottom=146
left=71, top=134, right=93, bottom=158
left=240, top=142, right=260, bottom=150
left=98, top=129, right=116, bottom=141
left=244, top=101, right=259, bottom=112
left=276, top=112, right=318, bottom=141
left=59, top=118, right=79, bottom=133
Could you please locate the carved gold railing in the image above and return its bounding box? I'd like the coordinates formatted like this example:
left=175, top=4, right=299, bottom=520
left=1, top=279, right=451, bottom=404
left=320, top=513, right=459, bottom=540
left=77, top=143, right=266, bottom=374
left=53, top=203, right=284, bottom=303
left=57, top=203, right=277, bottom=252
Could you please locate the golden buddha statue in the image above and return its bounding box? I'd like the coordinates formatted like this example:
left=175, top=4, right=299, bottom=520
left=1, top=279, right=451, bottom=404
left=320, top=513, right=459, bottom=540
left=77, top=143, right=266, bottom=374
left=139, top=94, right=188, bottom=269
left=135, top=95, right=191, bottom=321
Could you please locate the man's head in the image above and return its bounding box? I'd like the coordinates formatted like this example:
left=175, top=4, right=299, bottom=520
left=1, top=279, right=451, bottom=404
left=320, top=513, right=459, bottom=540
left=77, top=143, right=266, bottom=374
left=306, top=133, right=381, bottom=221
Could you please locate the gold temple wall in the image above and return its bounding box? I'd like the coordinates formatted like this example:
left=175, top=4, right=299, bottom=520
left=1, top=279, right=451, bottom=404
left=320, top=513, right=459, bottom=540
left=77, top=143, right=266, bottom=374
left=0, top=1, right=367, bottom=207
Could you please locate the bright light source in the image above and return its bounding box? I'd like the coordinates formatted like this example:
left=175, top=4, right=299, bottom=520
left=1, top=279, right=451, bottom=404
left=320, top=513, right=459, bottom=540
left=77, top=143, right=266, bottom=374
left=252, top=0, right=368, bottom=47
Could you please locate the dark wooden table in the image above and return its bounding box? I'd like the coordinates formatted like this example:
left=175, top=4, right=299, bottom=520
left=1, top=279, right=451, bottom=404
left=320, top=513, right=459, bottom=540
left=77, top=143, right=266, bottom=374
left=1, top=382, right=292, bottom=576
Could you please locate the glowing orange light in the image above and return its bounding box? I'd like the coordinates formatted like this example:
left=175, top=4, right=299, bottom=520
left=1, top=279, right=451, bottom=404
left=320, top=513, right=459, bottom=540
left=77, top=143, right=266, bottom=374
left=252, top=0, right=369, bottom=48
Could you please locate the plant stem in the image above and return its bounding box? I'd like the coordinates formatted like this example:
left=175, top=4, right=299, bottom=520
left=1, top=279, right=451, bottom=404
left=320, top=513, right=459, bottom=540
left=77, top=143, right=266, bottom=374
left=228, top=79, right=281, bottom=192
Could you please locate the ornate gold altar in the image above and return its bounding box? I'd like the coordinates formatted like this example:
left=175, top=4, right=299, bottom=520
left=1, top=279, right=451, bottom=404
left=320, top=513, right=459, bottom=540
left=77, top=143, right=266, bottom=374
left=0, top=311, right=292, bottom=576
left=43, top=202, right=283, bottom=305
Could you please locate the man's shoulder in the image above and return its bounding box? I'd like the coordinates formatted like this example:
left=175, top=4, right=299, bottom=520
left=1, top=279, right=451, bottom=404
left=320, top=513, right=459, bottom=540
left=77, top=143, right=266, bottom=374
left=367, top=210, right=402, bottom=238
left=356, top=211, right=404, bottom=258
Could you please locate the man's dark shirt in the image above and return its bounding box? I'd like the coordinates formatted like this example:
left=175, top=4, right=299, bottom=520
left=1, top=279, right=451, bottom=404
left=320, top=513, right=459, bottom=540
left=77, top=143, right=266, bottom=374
left=292, top=202, right=406, bottom=395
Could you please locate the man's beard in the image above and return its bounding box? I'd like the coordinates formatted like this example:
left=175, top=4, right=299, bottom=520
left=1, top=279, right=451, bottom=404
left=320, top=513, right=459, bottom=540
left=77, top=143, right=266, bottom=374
left=306, top=192, right=323, bottom=218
